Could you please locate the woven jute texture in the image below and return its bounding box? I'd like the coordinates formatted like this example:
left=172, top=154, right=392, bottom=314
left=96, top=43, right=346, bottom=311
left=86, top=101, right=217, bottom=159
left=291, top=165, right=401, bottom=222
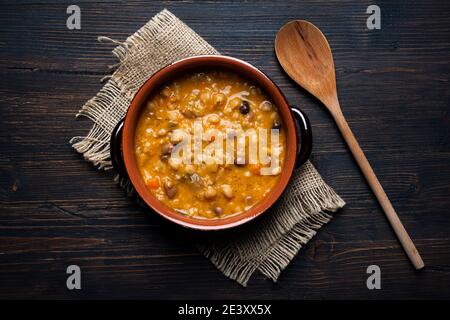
left=70, top=9, right=345, bottom=286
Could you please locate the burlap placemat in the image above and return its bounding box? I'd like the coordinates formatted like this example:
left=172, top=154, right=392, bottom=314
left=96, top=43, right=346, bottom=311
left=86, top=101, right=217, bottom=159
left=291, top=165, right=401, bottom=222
left=70, top=9, right=345, bottom=286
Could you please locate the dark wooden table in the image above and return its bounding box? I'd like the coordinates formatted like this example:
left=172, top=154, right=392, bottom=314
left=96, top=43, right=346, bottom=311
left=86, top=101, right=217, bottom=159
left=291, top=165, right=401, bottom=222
left=1, top=0, right=449, bottom=299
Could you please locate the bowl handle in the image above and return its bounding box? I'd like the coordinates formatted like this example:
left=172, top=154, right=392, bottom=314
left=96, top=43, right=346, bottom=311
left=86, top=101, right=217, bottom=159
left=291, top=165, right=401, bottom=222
left=110, top=118, right=128, bottom=178
left=290, top=107, right=313, bottom=167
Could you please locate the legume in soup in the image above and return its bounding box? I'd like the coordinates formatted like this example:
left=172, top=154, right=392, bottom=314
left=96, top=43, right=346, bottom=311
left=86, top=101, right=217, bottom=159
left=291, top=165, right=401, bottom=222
left=134, top=70, right=286, bottom=219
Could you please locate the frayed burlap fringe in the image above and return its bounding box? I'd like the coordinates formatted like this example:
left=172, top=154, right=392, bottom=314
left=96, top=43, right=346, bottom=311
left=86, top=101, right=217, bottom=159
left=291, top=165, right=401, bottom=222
left=70, top=9, right=345, bottom=286
left=197, top=163, right=344, bottom=286
left=70, top=9, right=217, bottom=169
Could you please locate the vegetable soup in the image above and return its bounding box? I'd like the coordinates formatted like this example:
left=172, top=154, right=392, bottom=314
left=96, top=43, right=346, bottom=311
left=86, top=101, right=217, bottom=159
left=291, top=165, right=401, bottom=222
left=134, top=70, right=286, bottom=219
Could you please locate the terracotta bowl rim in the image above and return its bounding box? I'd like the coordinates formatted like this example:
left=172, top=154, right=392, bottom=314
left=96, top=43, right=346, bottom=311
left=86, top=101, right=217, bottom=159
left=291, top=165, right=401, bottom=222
left=122, top=55, right=298, bottom=230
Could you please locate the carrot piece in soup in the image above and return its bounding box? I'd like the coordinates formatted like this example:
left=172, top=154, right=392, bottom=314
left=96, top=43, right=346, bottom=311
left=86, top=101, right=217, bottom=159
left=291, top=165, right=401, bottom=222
left=146, top=177, right=160, bottom=189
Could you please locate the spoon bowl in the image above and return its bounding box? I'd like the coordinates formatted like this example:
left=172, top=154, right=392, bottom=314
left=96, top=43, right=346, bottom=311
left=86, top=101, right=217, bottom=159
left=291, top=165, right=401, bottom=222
left=275, top=20, right=339, bottom=112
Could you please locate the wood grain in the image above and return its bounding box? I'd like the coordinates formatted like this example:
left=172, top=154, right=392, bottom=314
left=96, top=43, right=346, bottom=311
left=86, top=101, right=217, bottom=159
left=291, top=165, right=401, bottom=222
left=0, top=0, right=449, bottom=299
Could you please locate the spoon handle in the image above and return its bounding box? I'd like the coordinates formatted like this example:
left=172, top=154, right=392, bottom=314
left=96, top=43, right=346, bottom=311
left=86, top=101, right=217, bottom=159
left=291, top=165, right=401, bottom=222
left=333, top=111, right=424, bottom=270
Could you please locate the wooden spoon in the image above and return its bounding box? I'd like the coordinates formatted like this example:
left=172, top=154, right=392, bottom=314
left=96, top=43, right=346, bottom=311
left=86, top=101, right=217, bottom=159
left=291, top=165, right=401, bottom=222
left=275, top=20, right=424, bottom=270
